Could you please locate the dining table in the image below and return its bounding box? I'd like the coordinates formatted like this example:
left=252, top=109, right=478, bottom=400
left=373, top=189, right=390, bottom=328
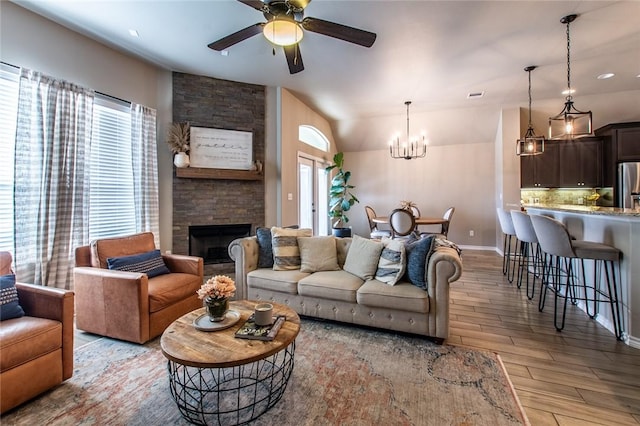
left=372, top=216, right=447, bottom=226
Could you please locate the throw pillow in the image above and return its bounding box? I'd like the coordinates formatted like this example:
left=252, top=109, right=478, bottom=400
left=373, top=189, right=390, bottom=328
left=404, top=235, right=436, bottom=289
left=256, top=227, right=274, bottom=268
left=107, top=249, right=171, bottom=278
left=375, top=238, right=406, bottom=285
left=343, top=234, right=383, bottom=280
left=0, top=274, right=25, bottom=321
left=297, top=236, right=340, bottom=273
left=271, top=227, right=312, bottom=271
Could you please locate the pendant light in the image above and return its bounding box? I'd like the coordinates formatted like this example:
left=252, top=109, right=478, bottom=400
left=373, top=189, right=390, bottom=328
left=389, top=101, right=427, bottom=160
left=517, top=66, right=545, bottom=156
left=548, top=14, right=592, bottom=140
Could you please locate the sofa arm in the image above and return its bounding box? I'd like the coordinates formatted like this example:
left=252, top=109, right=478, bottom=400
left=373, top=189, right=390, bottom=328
left=426, top=246, right=463, bottom=339
left=162, top=254, right=203, bottom=278
left=228, top=236, right=259, bottom=301
left=73, top=267, right=150, bottom=344
left=15, top=283, right=75, bottom=380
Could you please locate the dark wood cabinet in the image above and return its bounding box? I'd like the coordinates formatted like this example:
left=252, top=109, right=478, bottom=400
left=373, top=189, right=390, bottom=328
left=595, top=122, right=640, bottom=188
left=558, top=138, right=602, bottom=187
left=520, top=141, right=559, bottom=188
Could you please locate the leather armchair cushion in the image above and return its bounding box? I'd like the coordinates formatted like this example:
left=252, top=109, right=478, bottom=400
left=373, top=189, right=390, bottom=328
left=0, top=316, right=62, bottom=371
left=148, top=273, right=202, bottom=313
left=91, top=232, right=156, bottom=269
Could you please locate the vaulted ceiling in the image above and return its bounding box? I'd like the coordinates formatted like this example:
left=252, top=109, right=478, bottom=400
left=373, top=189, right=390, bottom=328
left=14, top=0, right=640, bottom=151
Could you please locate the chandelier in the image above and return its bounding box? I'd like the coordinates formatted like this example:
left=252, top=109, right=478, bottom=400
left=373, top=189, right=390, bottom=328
left=549, top=14, right=592, bottom=140
left=389, top=101, right=427, bottom=160
left=516, top=66, right=545, bottom=156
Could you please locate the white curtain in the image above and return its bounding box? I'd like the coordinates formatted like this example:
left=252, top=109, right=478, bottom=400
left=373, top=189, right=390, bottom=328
left=130, top=103, right=160, bottom=247
left=13, top=68, right=94, bottom=289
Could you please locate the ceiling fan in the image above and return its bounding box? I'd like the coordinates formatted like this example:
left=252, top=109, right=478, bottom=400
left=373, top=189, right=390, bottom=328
left=207, top=0, right=377, bottom=74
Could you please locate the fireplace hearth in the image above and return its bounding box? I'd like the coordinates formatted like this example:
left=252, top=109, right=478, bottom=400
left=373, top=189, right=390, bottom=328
left=189, top=224, right=251, bottom=265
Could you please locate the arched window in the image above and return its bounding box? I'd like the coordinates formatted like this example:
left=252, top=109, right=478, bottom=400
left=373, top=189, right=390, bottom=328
left=299, top=125, right=329, bottom=152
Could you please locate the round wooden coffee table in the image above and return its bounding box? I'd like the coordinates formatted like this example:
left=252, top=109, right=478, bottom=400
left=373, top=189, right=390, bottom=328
left=160, top=300, right=300, bottom=425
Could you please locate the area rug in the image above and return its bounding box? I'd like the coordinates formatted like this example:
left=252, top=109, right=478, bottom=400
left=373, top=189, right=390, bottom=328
left=2, top=319, right=528, bottom=426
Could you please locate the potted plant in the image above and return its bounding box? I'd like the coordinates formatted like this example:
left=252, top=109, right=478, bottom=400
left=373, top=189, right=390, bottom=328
left=326, top=152, right=359, bottom=237
left=167, top=122, right=190, bottom=168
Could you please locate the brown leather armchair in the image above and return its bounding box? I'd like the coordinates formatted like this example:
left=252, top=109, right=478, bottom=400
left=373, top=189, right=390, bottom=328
left=0, top=251, right=74, bottom=413
left=74, top=232, right=203, bottom=344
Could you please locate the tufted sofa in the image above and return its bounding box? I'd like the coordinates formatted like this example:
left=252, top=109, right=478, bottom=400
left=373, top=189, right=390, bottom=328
left=229, top=236, right=462, bottom=341
left=0, top=251, right=74, bottom=413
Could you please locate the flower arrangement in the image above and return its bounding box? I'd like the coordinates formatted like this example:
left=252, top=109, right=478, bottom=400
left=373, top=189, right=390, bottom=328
left=400, top=200, right=417, bottom=211
left=167, top=122, right=190, bottom=154
left=197, top=275, right=236, bottom=300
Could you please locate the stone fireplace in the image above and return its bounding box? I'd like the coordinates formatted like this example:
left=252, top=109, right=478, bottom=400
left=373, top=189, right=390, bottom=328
left=172, top=72, right=266, bottom=276
left=189, top=224, right=251, bottom=265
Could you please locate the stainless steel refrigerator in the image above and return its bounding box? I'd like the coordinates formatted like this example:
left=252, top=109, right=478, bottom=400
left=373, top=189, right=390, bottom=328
left=618, top=162, right=640, bottom=209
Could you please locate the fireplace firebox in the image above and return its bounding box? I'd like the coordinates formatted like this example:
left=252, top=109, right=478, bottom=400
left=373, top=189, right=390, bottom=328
left=189, top=224, right=251, bottom=265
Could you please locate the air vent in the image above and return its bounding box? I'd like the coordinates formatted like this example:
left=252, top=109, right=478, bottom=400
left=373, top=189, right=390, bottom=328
left=467, top=91, right=485, bottom=99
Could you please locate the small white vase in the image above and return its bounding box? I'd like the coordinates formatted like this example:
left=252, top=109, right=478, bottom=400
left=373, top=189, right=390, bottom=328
left=174, top=152, right=190, bottom=168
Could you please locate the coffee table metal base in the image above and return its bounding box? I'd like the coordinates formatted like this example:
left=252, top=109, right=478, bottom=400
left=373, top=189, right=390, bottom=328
left=166, top=342, right=295, bottom=426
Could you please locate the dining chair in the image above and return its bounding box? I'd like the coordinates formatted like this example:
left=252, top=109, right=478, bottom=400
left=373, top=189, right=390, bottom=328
left=364, top=205, right=391, bottom=239
left=419, top=206, right=455, bottom=238
left=389, top=208, right=416, bottom=239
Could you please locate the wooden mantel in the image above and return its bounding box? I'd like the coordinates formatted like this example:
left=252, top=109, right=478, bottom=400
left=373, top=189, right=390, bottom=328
left=175, top=167, right=263, bottom=181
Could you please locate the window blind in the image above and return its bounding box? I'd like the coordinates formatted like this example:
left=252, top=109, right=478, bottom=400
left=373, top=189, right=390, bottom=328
left=0, top=64, right=19, bottom=253
left=88, top=95, right=137, bottom=240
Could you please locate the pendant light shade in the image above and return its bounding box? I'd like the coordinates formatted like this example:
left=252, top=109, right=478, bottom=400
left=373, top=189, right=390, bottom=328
left=549, top=14, right=593, bottom=140
left=517, top=66, right=545, bottom=156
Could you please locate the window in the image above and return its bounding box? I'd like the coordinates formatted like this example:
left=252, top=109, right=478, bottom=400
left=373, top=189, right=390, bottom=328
left=299, top=125, right=330, bottom=152
left=0, top=64, right=19, bottom=253
left=89, top=96, right=137, bottom=240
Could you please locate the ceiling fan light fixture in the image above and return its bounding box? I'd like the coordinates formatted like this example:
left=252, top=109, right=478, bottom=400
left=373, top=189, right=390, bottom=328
left=549, top=14, right=593, bottom=140
left=263, top=17, right=303, bottom=46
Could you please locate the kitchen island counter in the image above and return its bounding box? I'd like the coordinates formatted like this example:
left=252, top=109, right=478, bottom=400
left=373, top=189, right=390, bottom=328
left=524, top=204, right=640, bottom=217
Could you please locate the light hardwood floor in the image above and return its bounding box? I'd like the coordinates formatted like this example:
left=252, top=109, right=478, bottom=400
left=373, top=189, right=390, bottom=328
left=74, top=249, right=640, bottom=425
left=450, top=250, right=640, bottom=425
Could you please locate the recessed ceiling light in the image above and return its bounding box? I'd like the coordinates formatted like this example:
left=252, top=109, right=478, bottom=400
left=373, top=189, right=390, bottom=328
left=597, top=73, right=615, bottom=80
left=561, top=88, right=576, bottom=95
left=128, top=29, right=139, bottom=37
left=467, top=91, right=484, bottom=99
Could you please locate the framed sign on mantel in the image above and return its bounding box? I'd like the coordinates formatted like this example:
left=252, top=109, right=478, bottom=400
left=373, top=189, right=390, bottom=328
left=189, top=127, right=253, bottom=170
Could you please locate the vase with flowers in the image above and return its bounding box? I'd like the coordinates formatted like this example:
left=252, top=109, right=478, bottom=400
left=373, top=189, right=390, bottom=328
left=167, top=122, right=191, bottom=168
left=197, top=275, right=236, bottom=322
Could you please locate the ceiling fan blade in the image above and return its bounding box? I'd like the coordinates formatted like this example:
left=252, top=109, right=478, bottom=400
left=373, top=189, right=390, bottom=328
left=236, top=0, right=266, bottom=12
left=283, top=44, right=304, bottom=74
left=301, top=17, right=376, bottom=48
left=208, top=23, right=265, bottom=51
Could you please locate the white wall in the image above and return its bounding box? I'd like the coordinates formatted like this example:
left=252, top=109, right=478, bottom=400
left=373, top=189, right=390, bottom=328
left=1, top=2, right=174, bottom=251
left=344, top=142, right=496, bottom=248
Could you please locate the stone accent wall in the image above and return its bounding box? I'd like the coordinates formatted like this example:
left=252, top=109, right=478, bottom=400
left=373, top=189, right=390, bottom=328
left=172, top=72, right=265, bottom=275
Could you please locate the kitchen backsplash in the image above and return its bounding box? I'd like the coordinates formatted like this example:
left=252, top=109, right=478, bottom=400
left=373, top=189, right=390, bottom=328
left=521, top=188, right=614, bottom=207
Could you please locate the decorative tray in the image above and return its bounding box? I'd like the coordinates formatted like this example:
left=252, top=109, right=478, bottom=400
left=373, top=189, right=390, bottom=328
left=193, top=310, right=241, bottom=332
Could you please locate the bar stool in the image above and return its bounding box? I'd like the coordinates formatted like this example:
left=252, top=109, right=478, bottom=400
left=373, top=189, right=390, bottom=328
left=510, top=210, right=543, bottom=300
left=530, top=214, right=624, bottom=340
left=496, top=208, right=519, bottom=283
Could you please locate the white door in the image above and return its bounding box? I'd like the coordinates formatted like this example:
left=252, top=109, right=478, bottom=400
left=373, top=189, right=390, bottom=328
left=298, top=155, right=329, bottom=236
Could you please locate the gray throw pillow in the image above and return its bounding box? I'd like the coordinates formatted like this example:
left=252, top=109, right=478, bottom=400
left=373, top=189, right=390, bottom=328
left=343, top=235, right=383, bottom=280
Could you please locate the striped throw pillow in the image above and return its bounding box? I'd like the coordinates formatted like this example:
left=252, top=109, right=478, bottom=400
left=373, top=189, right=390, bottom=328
left=271, top=227, right=312, bottom=271
left=375, top=238, right=406, bottom=285
left=107, top=249, right=170, bottom=278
